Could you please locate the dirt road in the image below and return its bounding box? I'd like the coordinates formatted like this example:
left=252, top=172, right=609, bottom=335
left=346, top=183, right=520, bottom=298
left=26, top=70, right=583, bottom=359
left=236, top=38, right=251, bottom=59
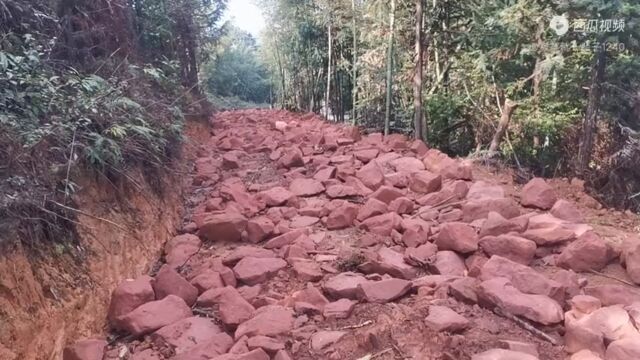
left=64, top=110, right=640, bottom=360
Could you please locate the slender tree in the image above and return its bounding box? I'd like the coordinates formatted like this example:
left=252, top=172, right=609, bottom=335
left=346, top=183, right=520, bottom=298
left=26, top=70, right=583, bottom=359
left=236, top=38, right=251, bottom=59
left=413, top=0, right=424, bottom=140
left=351, top=0, right=358, bottom=124
left=325, top=22, right=333, bottom=120
left=384, top=0, right=396, bottom=135
left=577, top=46, right=606, bottom=174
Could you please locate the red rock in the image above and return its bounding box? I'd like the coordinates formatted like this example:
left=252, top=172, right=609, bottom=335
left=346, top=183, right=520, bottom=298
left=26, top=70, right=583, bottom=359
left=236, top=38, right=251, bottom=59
left=385, top=172, right=409, bottom=188
left=197, top=286, right=256, bottom=326
left=435, top=222, right=479, bottom=254
left=360, top=212, right=402, bottom=236
left=355, top=149, right=379, bottom=163
left=264, top=229, right=306, bottom=249
left=442, top=161, right=473, bottom=180
left=388, top=197, right=414, bottom=215
left=521, top=178, right=557, bottom=210
left=330, top=154, right=353, bottom=164
left=274, top=350, right=293, bottom=360
left=466, top=253, right=488, bottom=277
left=449, top=277, right=479, bottom=304
left=277, top=147, right=304, bottom=168
left=557, top=232, right=614, bottom=272
left=606, top=337, right=640, bottom=360
left=190, top=269, right=225, bottom=293
left=233, top=257, right=288, bottom=286
left=357, top=278, right=412, bottom=303
left=425, top=306, right=470, bottom=332
left=290, top=215, right=320, bottom=228
left=584, top=285, right=640, bottom=306
left=63, top=339, right=107, bottom=360
left=119, top=295, right=192, bottom=336
left=246, top=217, right=275, bottom=243
left=409, top=171, right=442, bottom=194
left=479, top=256, right=564, bottom=302
left=325, top=202, right=359, bottom=230
left=222, top=246, right=276, bottom=266
left=290, top=258, right=323, bottom=281
left=431, top=251, right=467, bottom=276
left=438, top=209, right=463, bottom=222
left=234, top=305, right=294, bottom=339
left=165, top=234, right=201, bottom=268
left=479, top=212, right=525, bottom=237
left=522, top=226, right=576, bottom=246
left=466, top=181, right=505, bottom=200
left=258, top=187, right=295, bottom=207
left=289, top=178, right=325, bottom=197
left=401, top=229, right=428, bottom=248
left=422, top=149, right=453, bottom=171
left=344, top=176, right=374, bottom=195
left=462, top=198, right=520, bottom=222
left=496, top=340, right=538, bottom=357
left=404, top=243, right=437, bottom=266
left=310, top=331, right=347, bottom=351
left=551, top=199, right=583, bottom=222
left=222, top=153, right=240, bottom=169
left=314, top=166, right=336, bottom=181
left=326, top=184, right=359, bottom=198
left=237, top=285, right=262, bottom=303
left=471, top=349, right=538, bottom=360
left=247, top=336, right=285, bottom=354
left=151, top=317, right=222, bottom=354
left=477, top=277, right=564, bottom=325
left=356, top=161, right=385, bottom=190
left=198, top=212, right=248, bottom=242
left=565, top=306, right=638, bottom=356
left=108, top=276, right=155, bottom=329
left=359, top=247, right=418, bottom=279
left=390, top=157, right=425, bottom=173
left=323, top=272, right=370, bottom=300
left=323, top=299, right=357, bottom=319
left=569, top=295, right=602, bottom=314
left=623, top=237, right=640, bottom=284
left=171, top=333, right=234, bottom=360
left=153, top=265, right=198, bottom=306
left=570, top=350, right=603, bottom=360
left=479, top=235, right=536, bottom=265
left=410, top=140, right=429, bottom=156
left=371, top=186, right=404, bottom=204
left=357, top=198, right=388, bottom=221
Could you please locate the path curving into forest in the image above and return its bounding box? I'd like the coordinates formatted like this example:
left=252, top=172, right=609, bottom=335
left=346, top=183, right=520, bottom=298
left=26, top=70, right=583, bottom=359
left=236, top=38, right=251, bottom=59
left=64, top=110, right=640, bottom=360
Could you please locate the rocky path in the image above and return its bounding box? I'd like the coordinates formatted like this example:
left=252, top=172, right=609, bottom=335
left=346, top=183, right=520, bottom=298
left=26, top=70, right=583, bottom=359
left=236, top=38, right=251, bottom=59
left=65, top=110, right=640, bottom=360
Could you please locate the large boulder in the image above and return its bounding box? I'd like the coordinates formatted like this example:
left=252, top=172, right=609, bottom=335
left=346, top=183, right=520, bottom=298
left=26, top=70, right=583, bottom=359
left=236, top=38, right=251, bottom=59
left=565, top=306, right=639, bottom=356
left=358, top=247, right=418, bottom=279
left=357, top=278, right=412, bottom=303
left=479, top=255, right=565, bottom=303
left=153, top=265, right=199, bottom=306
left=360, top=212, right=402, bottom=236
left=621, top=237, right=640, bottom=285
left=479, top=235, right=536, bottom=265
left=289, top=178, right=325, bottom=197
left=521, top=178, right=557, bottom=210
left=409, top=171, right=442, bottom=194
left=323, top=272, right=370, bottom=300
left=435, top=222, right=479, bottom=254
left=550, top=199, right=584, bottom=222
left=357, top=198, right=388, bottom=221
left=151, top=317, right=222, bottom=355
left=108, top=276, right=155, bottom=329
left=233, top=257, right=288, bottom=286
left=325, top=202, right=359, bottom=230
left=197, top=212, right=247, bottom=242
left=557, top=232, right=615, bottom=272
left=234, top=306, right=295, bottom=340
left=119, top=295, right=193, bottom=336
left=246, top=217, right=275, bottom=243
left=197, top=286, right=256, bottom=326
left=477, top=277, right=564, bottom=325
left=355, top=161, right=385, bottom=190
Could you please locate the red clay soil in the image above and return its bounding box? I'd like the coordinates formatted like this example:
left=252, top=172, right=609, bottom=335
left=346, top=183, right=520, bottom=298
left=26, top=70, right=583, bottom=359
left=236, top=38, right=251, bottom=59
left=63, top=110, right=640, bottom=360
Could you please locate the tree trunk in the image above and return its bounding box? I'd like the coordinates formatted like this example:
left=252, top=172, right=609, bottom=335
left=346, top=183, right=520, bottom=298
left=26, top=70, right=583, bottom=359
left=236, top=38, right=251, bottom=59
left=413, top=0, right=424, bottom=140
left=274, top=40, right=286, bottom=109
left=489, top=99, right=519, bottom=153
left=325, top=23, right=333, bottom=120
left=577, top=47, right=607, bottom=173
left=384, top=0, right=396, bottom=135
left=352, top=0, right=358, bottom=125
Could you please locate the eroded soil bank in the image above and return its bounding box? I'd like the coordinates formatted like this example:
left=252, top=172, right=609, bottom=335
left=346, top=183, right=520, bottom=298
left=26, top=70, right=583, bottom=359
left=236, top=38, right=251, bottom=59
left=0, top=120, right=209, bottom=360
